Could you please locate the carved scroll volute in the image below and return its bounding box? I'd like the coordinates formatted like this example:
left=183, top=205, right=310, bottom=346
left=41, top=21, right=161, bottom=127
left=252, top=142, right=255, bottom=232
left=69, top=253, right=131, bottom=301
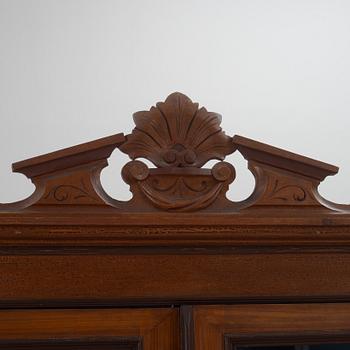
left=122, top=160, right=236, bottom=212
left=233, top=135, right=339, bottom=207
left=10, top=134, right=125, bottom=208
left=119, top=93, right=237, bottom=212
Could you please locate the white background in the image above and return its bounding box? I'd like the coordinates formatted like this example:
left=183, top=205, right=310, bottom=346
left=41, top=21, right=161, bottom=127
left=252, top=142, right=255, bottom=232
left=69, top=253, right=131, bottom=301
left=1, top=0, right=349, bottom=204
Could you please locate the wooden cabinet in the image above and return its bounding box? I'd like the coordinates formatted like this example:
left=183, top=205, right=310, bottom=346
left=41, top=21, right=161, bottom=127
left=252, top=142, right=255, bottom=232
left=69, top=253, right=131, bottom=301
left=1, top=93, right=350, bottom=349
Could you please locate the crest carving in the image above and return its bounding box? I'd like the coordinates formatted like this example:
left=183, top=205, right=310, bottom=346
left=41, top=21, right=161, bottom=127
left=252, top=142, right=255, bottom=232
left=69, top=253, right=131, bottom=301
left=120, top=92, right=236, bottom=168
left=118, top=93, right=237, bottom=211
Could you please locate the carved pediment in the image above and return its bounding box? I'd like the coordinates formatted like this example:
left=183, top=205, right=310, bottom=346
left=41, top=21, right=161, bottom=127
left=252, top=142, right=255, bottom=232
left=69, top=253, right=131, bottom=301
left=0, top=92, right=344, bottom=213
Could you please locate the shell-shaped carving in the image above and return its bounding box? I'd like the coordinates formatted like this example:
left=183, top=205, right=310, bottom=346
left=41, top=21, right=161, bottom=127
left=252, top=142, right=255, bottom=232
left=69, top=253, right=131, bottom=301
left=120, top=92, right=236, bottom=167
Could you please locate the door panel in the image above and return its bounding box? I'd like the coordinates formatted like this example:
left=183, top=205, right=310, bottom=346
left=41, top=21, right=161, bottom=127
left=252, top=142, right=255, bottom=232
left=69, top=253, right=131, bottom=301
left=193, top=304, right=350, bottom=350
left=0, top=308, right=179, bottom=350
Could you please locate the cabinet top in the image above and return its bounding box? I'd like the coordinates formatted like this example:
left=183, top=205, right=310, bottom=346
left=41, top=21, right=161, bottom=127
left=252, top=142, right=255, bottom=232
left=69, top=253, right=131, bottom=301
left=1, top=92, right=349, bottom=233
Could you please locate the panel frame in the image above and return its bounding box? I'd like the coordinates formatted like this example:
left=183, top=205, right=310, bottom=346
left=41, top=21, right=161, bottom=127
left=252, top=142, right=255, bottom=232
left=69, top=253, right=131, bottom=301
left=193, top=304, right=350, bottom=350
left=0, top=308, right=179, bottom=350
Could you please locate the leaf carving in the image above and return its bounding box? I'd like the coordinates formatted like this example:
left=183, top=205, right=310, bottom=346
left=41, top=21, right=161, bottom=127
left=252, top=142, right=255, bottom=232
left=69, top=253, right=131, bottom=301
left=43, top=178, right=99, bottom=203
left=269, top=179, right=307, bottom=202
left=120, top=92, right=236, bottom=167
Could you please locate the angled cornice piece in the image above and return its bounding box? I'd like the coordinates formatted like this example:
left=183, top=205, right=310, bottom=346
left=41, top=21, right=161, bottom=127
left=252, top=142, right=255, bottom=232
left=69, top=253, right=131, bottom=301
left=233, top=135, right=338, bottom=181
left=13, top=133, right=125, bottom=178
left=233, top=135, right=338, bottom=207
left=9, top=133, right=125, bottom=208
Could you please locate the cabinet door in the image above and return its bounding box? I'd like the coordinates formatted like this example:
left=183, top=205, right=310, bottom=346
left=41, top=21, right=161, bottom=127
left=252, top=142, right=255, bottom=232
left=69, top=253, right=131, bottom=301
left=193, top=304, right=350, bottom=350
left=0, top=308, right=179, bottom=350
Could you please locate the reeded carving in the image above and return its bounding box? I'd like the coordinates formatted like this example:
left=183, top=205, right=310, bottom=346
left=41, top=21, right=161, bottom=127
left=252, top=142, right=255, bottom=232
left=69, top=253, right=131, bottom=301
left=120, top=92, right=236, bottom=168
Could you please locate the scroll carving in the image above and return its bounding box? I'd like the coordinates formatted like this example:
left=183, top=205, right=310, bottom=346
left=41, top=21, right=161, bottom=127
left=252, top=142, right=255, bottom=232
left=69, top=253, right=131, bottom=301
left=246, top=162, right=318, bottom=206
left=39, top=174, right=101, bottom=205
left=122, top=160, right=235, bottom=211
left=45, top=184, right=95, bottom=202
left=269, top=179, right=307, bottom=203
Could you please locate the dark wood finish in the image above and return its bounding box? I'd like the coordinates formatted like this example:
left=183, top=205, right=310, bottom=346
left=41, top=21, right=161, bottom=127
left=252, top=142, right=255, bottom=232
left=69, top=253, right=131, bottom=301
left=1, top=92, right=350, bottom=348
left=193, top=304, right=350, bottom=350
left=0, top=308, right=179, bottom=350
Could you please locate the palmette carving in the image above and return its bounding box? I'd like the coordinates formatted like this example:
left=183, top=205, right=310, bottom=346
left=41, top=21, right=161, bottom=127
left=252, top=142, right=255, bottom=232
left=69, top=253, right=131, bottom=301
left=120, top=92, right=236, bottom=168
